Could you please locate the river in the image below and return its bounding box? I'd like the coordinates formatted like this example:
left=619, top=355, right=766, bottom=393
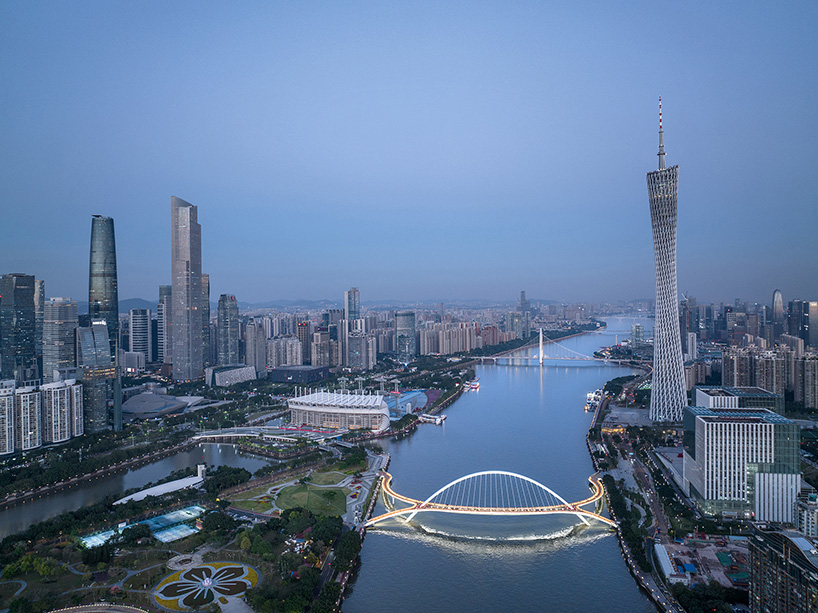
left=0, top=443, right=272, bottom=539
left=342, top=316, right=655, bottom=612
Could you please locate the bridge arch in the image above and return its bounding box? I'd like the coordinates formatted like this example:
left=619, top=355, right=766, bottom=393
left=404, top=470, right=590, bottom=525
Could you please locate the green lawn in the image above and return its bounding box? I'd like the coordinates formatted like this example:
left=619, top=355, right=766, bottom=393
left=275, top=484, right=350, bottom=516
left=310, top=471, right=346, bottom=486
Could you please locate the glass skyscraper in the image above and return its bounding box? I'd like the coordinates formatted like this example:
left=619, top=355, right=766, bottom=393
left=217, top=294, right=239, bottom=365
left=646, top=99, right=687, bottom=422
left=0, top=273, right=37, bottom=382
left=88, top=215, right=119, bottom=359
left=396, top=310, right=416, bottom=364
left=171, top=196, right=203, bottom=381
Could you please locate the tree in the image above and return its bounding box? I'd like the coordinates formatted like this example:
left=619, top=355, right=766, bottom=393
left=120, top=523, right=152, bottom=545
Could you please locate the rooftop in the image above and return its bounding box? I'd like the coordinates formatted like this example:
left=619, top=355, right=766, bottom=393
left=688, top=406, right=791, bottom=424
left=290, top=390, right=386, bottom=409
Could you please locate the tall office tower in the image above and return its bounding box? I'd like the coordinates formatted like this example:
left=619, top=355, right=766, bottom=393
left=157, top=285, right=171, bottom=363
left=201, top=273, right=211, bottom=367
left=170, top=196, right=203, bottom=381
left=76, top=320, right=117, bottom=433
left=42, top=298, right=78, bottom=382
left=14, top=386, right=42, bottom=451
left=344, top=287, right=361, bottom=322
left=396, top=311, right=417, bottom=364
left=788, top=300, right=810, bottom=344
left=88, top=215, right=119, bottom=359
left=217, top=294, right=239, bottom=365
left=296, top=321, right=312, bottom=364
left=772, top=289, right=785, bottom=332
left=244, top=318, right=266, bottom=377
left=0, top=273, right=37, bottom=382
left=517, top=290, right=531, bottom=314
left=0, top=388, right=13, bottom=455
left=646, top=99, right=687, bottom=422
left=129, top=308, right=152, bottom=364
left=34, top=279, right=44, bottom=361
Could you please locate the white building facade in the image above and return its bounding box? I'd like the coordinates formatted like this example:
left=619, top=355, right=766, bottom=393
left=288, top=391, right=390, bottom=433
left=683, top=406, right=800, bottom=522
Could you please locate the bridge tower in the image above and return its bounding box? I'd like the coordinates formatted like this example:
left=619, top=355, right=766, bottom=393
left=538, top=328, right=544, bottom=365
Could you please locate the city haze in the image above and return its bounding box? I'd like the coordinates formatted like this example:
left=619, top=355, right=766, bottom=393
left=1, top=2, right=816, bottom=303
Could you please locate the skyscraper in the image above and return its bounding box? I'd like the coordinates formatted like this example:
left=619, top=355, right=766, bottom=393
left=217, top=294, right=239, bottom=365
left=88, top=215, right=119, bottom=359
left=77, top=320, right=117, bottom=433
left=396, top=311, right=416, bottom=364
left=157, top=285, right=171, bottom=363
left=129, top=308, right=152, bottom=365
left=201, top=273, right=211, bottom=367
left=0, top=273, right=37, bottom=382
left=344, top=287, right=361, bottom=322
left=244, top=318, right=266, bottom=376
left=646, top=98, right=687, bottom=422
left=170, top=196, right=203, bottom=381
left=42, top=298, right=78, bottom=382
left=34, top=279, right=44, bottom=362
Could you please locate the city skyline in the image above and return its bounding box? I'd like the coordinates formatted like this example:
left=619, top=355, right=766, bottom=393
left=1, top=3, right=816, bottom=304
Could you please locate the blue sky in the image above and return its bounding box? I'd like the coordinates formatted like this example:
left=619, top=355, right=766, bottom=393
left=1, top=2, right=816, bottom=305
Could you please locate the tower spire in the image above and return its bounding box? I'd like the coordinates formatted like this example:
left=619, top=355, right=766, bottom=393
left=657, top=96, right=666, bottom=170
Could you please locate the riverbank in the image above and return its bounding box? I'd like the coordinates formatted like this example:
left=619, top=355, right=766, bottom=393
left=0, top=439, right=197, bottom=509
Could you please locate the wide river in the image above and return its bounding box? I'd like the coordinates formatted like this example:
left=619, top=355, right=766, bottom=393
left=343, top=316, right=655, bottom=612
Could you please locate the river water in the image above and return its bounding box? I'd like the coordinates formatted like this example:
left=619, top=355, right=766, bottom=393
left=0, top=443, right=271, bottom=539
left=342, top=316, right=655, bottom=612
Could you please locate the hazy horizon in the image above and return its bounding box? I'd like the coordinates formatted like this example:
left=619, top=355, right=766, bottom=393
left=2, top=3, right=816, bottom=305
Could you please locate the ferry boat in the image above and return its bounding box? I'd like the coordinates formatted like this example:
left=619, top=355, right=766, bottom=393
left=585, top=389, right=603, bottom=411
left=470, top=378, right=480, bottom=391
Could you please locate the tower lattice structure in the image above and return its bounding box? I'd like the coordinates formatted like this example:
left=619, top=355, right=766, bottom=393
left=646, top=98, right=687, bottom=422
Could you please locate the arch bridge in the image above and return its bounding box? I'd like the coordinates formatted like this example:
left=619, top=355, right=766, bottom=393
left=365, top=470, right=616, bottom=528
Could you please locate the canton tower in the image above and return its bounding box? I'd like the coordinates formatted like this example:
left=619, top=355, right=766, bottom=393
left=646, top=98, right=687, bottom=422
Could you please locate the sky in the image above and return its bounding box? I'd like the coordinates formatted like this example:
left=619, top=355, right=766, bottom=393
left=1, top=1, right=816, bottom=306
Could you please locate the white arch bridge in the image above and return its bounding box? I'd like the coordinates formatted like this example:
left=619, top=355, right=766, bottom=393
left=365, top=470, right=616, bottom=528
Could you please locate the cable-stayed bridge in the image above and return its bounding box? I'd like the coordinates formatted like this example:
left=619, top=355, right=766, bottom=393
left=365, top=470, right=616, bottom=528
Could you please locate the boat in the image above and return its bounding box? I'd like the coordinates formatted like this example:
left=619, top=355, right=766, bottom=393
left=470, top=378, right=480, bottom=391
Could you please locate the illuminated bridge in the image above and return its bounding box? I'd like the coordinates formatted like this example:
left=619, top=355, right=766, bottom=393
left=365, top=471, right=617, bottom=528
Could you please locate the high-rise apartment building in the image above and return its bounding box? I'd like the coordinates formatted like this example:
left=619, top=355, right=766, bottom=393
left=217, top=294, right=239, bottom=365
left=42, top=298, right=78, bottom=382
left=14, top=386, right=41, bottom=451
left=344, top=287, right=360, bottom=322
left=88, top=215, right=119, bottom=358
left=750, top=526, right=818, bottom=613
left=0, top=273, right=37, bottom=382
left=41, top=379, right=83, bottom=444
left=0, top=388, right=14, bottom=455
left=170, top=196, right=203, bottom=381
left=396, top=311, right=416, bottom=363
left=646, top=99, right=687, bottom=422
left=129, top=308, right=153, bottom=365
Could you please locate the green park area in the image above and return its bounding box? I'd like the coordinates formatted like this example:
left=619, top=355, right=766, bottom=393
left=229, top=469, right=353, bottom=517
left=276, top=483, right=350, bottom=516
